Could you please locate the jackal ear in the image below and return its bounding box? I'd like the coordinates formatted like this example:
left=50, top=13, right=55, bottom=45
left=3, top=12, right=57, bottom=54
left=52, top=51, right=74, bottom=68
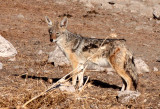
left=60, top=17, right=68, bottom=28
left=45, top=16, right=53, bottom=27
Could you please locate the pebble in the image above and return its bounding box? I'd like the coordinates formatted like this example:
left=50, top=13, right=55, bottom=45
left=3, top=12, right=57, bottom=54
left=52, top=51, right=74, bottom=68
left=153, top=67, right=158, bottom=72
left=0, top=62, right=3, bottom=69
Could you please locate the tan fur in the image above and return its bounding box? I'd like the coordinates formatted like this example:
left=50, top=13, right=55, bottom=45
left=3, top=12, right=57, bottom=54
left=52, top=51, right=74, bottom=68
left=45, top=16, right=138, bottom=91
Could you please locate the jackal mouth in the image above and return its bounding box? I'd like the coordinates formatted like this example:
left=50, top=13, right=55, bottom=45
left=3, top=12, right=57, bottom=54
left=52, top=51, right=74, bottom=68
left=50, top=39, right=57, bottom=43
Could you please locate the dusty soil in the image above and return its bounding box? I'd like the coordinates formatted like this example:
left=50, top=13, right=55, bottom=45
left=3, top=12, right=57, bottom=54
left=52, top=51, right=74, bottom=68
left=0, top=0, right=160, bottom=108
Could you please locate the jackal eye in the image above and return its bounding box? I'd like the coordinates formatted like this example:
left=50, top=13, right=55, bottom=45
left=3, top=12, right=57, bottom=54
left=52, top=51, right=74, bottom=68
left=49, top=30, right=52, bottom=33
left=56, top=32, right=60, bottom=35
left=48, top=29, right=53, bottom=34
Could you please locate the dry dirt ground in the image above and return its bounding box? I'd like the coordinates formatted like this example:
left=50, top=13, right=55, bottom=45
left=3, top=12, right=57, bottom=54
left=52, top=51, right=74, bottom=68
left=0, top=0, right=160, bottom=108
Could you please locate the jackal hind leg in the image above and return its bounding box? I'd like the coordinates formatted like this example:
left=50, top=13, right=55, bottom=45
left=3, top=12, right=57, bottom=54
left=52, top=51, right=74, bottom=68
left=109, top=48, right=132, bottom=91
left=116, top=67, right=132, bottom=91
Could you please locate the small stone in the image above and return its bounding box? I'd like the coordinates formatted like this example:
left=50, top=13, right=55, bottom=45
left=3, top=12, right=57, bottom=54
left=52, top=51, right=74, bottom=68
left=8, top=57, right=16, bottom=61
left=14, top=66, right=20, bottom=69
left=153, top=67, right=158, bottom=72
left=44, top=70, right=50, bottom=73
left=59, top=81, right=76, bottom=93
left=17, top=14, right=24, bottom=19
left=153, top=5, right=160, bottom=20
left=117, top=90, right=141, bottom=103
left=107, top=71, right=114, bottom=75
left=29, top=68, right=34, bottom=73
left=38, top=50, right=43, bottom=55
left=109, top=33, right=117, bottom=38
left=144, top=99, right=147, bottom=103
left=0, top=62, right=3, bottom=69
left=106, top=67, right=114, bottom=75
left=48, top=79, right=53, bottom=83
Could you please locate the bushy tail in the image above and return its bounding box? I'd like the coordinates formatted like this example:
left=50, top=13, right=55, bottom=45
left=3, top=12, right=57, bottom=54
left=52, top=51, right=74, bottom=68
left=125, top=52, right=138, bottom=89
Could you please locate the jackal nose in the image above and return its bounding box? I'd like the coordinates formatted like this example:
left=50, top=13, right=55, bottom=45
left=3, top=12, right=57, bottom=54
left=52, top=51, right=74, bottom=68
left=50, top=39, right=53, bottom=42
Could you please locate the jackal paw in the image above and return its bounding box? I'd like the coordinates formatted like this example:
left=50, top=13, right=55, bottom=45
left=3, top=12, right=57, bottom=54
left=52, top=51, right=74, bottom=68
left=78, top=85, right=83, bottom=91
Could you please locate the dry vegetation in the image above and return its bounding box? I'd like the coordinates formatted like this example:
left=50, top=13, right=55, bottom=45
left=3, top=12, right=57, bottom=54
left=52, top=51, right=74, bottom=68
left=0, top=0, right=160, bottom=108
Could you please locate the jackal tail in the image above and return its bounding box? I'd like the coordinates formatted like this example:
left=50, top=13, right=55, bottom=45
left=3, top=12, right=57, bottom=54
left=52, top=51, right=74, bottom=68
left=125, top=52, right=138, bottom=89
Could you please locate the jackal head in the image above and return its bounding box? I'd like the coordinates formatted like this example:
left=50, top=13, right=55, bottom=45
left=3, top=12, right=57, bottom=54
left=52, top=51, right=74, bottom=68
left=45, top=16, right=68, bottom=42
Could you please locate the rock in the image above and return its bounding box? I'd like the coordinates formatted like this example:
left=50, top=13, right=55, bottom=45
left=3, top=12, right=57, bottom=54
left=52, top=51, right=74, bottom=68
left=38, top=50, right=43, bottom=55
left=153, top=5, right=160, bottom=20
left=0, top=35, right=17, bottom=57
left=106, top=67, right=114, bottom=75
left=8, top=56, right=16, bottom=61
left=59, top=84, right=76, bottom=92
left=117, top=90, right=141, bottom=103
left=107, top=71, right=114, bottom=75
left=58, top=78, right=76, bottom=92
left=134, top=58, right=150, bottom=74
left=0, top=62, right=3, bottom=69
left=153, top=67, right=158, bottom=72
left=143, top=99, right=147, bottom=103
left=14, top=65, right=20, bottom=69
left=109, top=33, right=117, bottom=38
left=29, top=68, right=34, bottom=73
left=17, top=14, right=24, bottom=19
left=48, top=46, right=70, bottom=67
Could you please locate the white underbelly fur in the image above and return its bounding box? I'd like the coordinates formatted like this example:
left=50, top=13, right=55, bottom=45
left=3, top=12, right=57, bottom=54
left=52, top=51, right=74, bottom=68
left=94, top=57, right=109, bottom=67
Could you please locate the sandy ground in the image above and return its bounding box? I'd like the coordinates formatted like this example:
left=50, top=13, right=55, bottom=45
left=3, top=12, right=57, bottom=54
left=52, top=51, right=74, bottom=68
left=0, top=0, right=160, bottom=108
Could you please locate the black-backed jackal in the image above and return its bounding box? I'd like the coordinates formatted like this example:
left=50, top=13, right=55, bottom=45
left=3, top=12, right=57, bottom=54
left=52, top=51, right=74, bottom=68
left=45, top=17, right=138, bottom=91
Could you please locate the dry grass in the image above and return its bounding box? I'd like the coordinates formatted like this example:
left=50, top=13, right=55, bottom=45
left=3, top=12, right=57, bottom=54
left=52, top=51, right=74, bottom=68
left=0, top=44, right=159, bottom=109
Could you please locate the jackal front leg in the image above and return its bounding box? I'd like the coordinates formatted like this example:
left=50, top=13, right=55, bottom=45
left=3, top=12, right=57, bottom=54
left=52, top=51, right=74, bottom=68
left=77, top=64, right=88, bottom=88
left=72, top=63, right=85, bottom=88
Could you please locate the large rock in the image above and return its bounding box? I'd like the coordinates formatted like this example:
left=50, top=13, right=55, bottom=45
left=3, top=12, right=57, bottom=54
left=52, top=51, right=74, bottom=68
left=153, top=5, right=160, bottom=20
left=0, top=35, right=17, bottom=57
left=48, top=46, right=70, bottom=67
left=134, top=58, right=150, bottom=74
